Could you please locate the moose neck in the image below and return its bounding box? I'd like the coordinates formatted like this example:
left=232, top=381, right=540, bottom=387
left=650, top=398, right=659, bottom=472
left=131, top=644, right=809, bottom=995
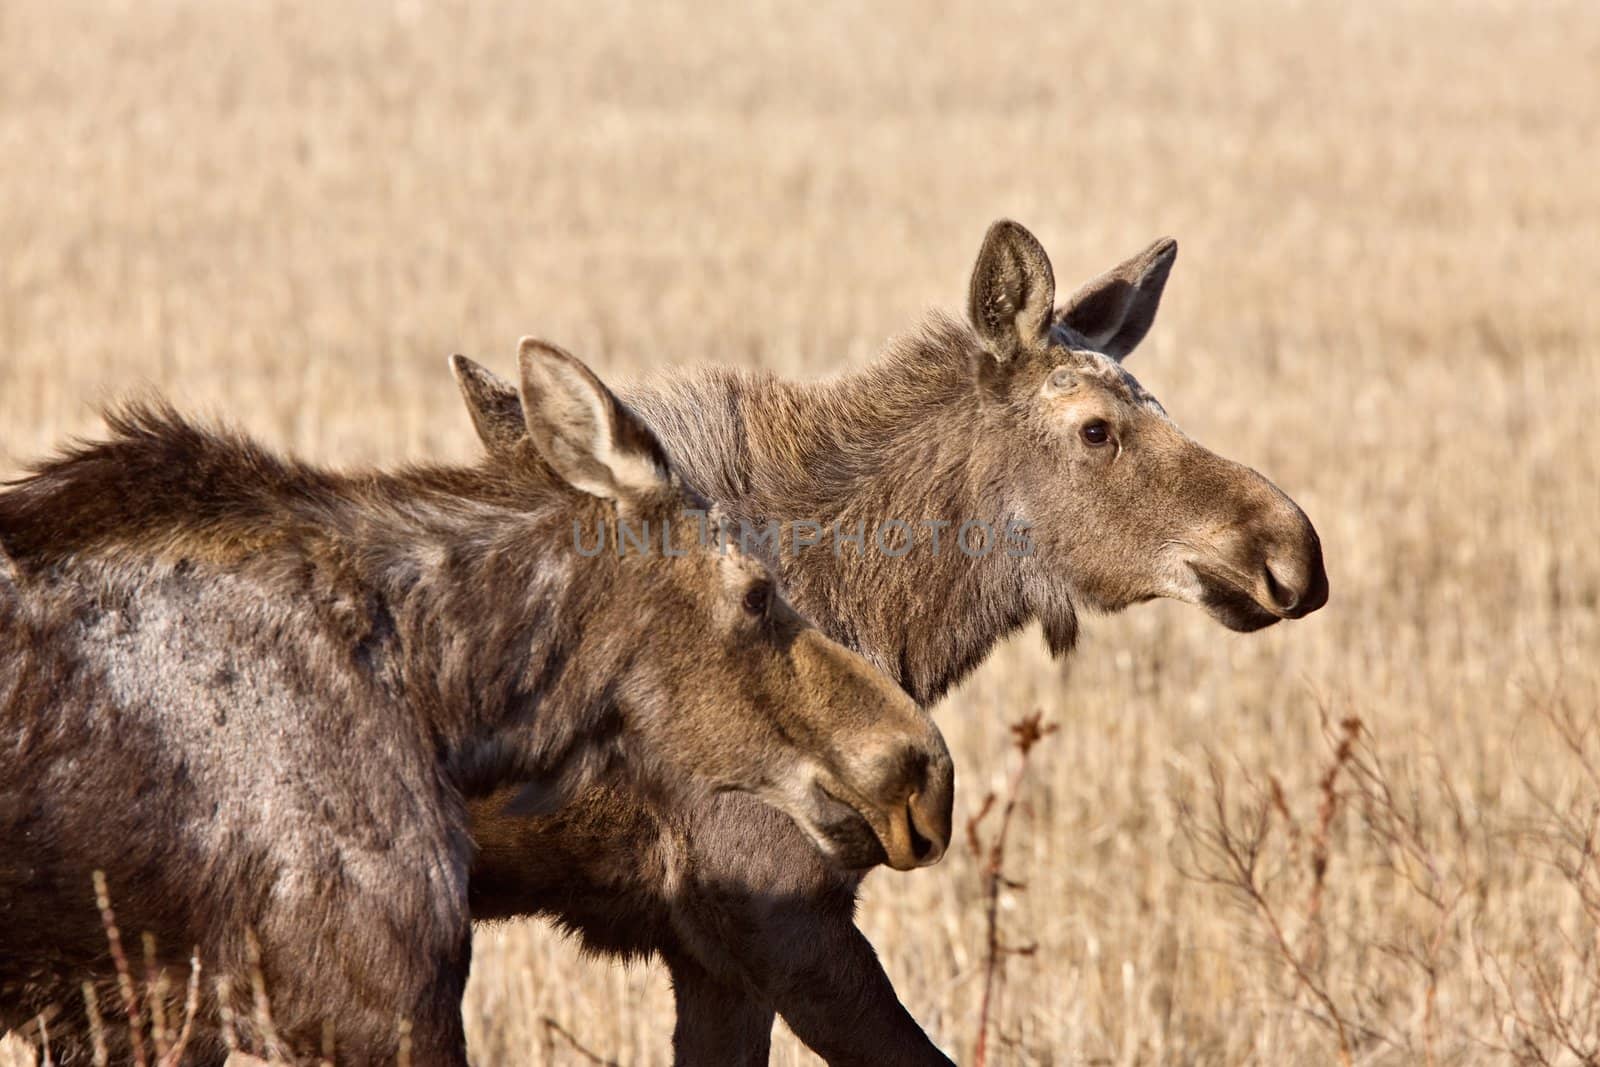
left=346, top=493, right=624, bottom=800
left=628, top=313, right=1042, bottom=706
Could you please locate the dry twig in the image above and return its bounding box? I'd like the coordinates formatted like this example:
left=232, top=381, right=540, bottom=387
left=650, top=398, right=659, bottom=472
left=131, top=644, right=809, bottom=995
left=92, top=870, right=148, bottom=1067
left=969, top=710, right=1057, bottom=1067
left=540, top=1017, right=621, bottom=1066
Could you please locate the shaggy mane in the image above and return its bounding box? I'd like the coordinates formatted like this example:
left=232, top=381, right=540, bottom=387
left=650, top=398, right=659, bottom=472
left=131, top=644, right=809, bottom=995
left=0, top=401, right=532, bottom=570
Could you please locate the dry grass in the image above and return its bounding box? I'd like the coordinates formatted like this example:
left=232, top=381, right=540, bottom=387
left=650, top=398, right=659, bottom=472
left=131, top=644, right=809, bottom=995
left=3, top=0, right=1597, bottom=1062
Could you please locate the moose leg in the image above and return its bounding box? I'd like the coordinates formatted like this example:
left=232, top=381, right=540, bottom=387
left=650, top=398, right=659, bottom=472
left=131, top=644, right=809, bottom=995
left=664, top=950, right=774, bottom=1067
left=765, top=924, right=953, bottom=1067
left=355, top=917, right=475, bottom=1067
left=666, top=793, right=953, bottom=1067
left=666, top=916, right=951, bottom=1067
left=241, top=854, right=476, bottom=1066
left=468, top=787, right=952, bottom=1065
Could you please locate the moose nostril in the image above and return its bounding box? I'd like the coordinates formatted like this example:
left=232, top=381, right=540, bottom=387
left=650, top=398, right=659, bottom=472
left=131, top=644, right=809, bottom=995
left=905, top=797, right=935, bottom=862
left=901, top=751, right=954, bottom=868
left=1263, top=565, right=1299, bottom=612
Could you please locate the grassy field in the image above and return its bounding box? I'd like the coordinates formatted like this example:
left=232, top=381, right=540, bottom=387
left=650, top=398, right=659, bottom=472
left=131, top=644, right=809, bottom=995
left=3, top=1, right=1598, bottom=1063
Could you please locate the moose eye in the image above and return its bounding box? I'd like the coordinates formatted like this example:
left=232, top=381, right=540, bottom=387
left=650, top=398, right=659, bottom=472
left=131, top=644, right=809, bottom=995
left=1081, top=420, right=1111, bottom=447
left=742, top=584, right=772, bottom=617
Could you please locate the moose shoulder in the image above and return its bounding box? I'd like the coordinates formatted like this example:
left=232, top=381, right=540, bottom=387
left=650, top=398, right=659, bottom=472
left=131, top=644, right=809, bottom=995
left=456, top=221, right=1327, bottom=1064
left=0, top=341, right=951, bottom=1065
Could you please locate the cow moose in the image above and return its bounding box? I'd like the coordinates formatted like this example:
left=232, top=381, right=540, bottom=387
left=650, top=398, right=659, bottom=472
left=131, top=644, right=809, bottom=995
left=0, top=340, right=954, bottom=1064
left=454, top=221, right=1329, bottom=1064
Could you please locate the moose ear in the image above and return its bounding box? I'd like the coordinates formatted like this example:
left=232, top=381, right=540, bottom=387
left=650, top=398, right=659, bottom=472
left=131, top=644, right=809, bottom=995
left=968, top=220, right=1056, bottom=362
left=1055, top=237, right=1177, bottom=362
left=450, top=354, right=526, bottom=457
left=516, top=337, right=671, bottom=503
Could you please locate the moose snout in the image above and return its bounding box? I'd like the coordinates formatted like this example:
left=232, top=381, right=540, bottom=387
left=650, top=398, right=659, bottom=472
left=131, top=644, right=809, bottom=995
left=789, top=631, right=955, bottom=870
left=1184, top=452, right=1330, bottom=630
left=875, top=742, right=955, bottom=870
left=801, top=738, right=953, bottom=871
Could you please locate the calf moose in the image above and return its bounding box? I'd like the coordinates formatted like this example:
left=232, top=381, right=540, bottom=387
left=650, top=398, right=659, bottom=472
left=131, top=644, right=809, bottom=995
left=0, top=340, right=953, bottom=1064
left=456, top=221, right=1329, bottom=1064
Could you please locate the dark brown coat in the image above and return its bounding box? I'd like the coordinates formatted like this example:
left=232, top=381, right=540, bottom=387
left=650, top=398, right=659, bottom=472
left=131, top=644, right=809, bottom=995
left=0, top=342, right=952, bottom=1064
left=458, top=222, right=1329, bottom=1064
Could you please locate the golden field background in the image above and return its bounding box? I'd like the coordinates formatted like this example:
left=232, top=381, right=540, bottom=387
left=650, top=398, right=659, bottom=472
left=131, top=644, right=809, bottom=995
left=3, top=1, right=1598, bottom=1063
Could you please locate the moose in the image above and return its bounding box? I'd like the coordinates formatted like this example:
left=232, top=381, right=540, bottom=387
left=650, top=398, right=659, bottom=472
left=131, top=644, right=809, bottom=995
left=453, top=221, right=1329, bottom=1063
left=0, top=340, right=954, bottom=1065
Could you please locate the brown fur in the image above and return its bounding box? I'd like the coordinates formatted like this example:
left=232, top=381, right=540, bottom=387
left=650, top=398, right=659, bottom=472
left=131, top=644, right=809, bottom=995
left=0, top=342, right=952, bottom=1064
left=456, top=222, right=1328, bottom=1065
